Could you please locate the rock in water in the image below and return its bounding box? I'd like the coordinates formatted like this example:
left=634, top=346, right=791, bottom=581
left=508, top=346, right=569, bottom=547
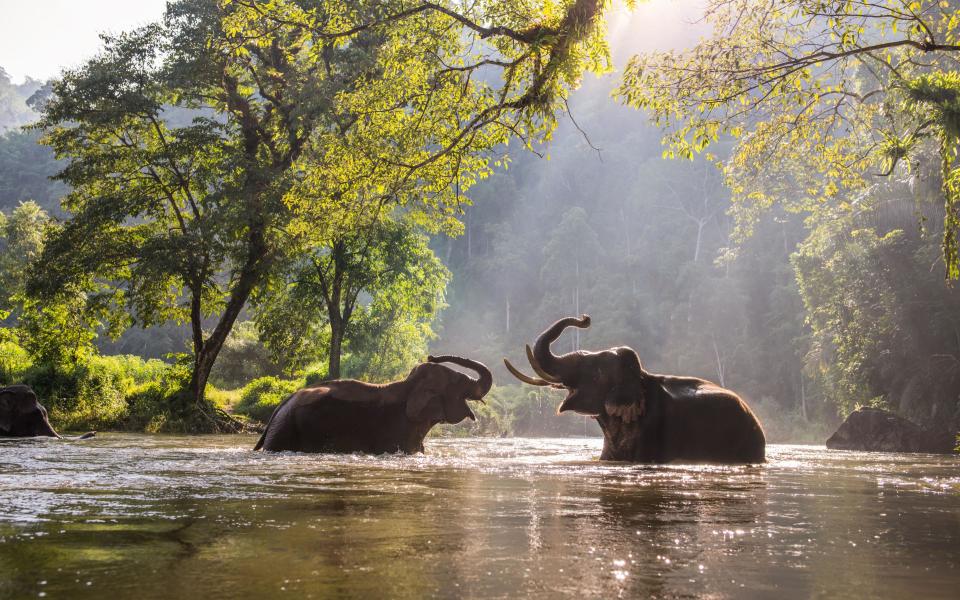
left=826, top=408, right=956, bottom=454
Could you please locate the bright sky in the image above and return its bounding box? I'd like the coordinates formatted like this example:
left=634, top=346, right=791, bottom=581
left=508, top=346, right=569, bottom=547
left=0, top=0, right=704, bottom=83
left=0, top=0, right=168, bottom=82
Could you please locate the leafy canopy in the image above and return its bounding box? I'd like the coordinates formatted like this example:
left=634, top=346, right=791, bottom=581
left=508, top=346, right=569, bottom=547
left=616, top=0, right=960, bottom=276
left=27, top=0, right=614, bottom=410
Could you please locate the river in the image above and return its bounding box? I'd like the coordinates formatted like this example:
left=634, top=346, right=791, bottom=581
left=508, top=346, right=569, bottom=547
left=1, top=436, right=958, bottom=598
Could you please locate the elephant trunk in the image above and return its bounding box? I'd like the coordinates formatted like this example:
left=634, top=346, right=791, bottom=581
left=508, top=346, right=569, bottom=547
left=428, top=355, right=493, bottom=399
left=38, top=405, right=61, bottom=438
left=40, top=415, right=63, bottom=440
left=532, top=315, right=591, bottom=382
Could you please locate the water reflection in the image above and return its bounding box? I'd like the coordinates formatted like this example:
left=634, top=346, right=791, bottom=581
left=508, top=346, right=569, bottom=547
left=0, top=437, right=958, bottom=598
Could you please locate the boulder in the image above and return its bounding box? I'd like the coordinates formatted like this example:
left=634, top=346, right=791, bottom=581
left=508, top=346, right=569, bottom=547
left=826, top=407, right=956, bottom=454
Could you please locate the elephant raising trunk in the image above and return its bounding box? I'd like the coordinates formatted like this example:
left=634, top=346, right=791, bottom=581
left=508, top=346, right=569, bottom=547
left=531, top=315, right=591, bottom=384
left=428, top=354, right=493, bottom=400
left=505, top=315, right=765, bottom=464
left=503, top=315, right=591, bottom=390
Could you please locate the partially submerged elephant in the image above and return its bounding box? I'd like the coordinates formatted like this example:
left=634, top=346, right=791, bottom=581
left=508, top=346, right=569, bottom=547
left=255, top=355, right=493, bottom=453
left=505, top=315, right=765, bottom=463
left=0, top=385, right=95, bottom=439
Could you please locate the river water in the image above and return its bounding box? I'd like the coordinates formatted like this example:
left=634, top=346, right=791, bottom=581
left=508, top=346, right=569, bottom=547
left=0, top=435, right=958, bottom=599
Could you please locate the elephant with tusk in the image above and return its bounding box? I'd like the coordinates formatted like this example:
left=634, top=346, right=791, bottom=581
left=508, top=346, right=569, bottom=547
left=254, top=355, right=493, bottom=454
left=505, top=315, right=765, bottom=463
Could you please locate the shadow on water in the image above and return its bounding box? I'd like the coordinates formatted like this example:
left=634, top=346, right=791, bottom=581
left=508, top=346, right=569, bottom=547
left=0, top=436, right=958, bottom=599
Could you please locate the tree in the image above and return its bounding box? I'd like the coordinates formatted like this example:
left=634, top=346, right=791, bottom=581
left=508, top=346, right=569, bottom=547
left=254, top=217, right=449, bottom=380
left=0, top=201, right=116, bottom=365
left=793, top=185, right=960, bottom=431
left=0, top=67, right=42, bottom=130
left=28, top=0, right=613, bottom=428
left=0, top=201, right=48, bottom=318
left=616, top=0, right=960, bottom=275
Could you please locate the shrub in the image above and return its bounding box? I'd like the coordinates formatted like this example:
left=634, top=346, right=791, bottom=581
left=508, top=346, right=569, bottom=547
left=234, top=376, right=301, bottom=423
left=124, top=380, right=205, bottom=433
left=303, top=369, right=328, bottom=387
left=206, top=385, right=242, bottom=411
left=16, top=353, right=177, bottom=432
left=23, top=358, right=127, bottom=431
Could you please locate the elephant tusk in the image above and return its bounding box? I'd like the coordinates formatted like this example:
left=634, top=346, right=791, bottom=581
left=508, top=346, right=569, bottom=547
left=526, top=344, right=563, bottom=383
left=504, top=358, right=565, bottom=388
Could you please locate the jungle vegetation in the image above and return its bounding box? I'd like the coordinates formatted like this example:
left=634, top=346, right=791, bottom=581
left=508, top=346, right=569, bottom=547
left=0, top=0, right=958, bottom=441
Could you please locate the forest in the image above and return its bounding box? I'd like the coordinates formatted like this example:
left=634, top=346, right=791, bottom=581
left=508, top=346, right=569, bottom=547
left=0, top=0, right=958, bottom=445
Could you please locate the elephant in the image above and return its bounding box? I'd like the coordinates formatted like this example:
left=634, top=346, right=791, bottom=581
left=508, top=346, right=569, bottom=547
left=504, top=315, right=765, bottom=463
left=0, top=385, right=95, bottom=439
left=254, top=354, right=493, bottom=453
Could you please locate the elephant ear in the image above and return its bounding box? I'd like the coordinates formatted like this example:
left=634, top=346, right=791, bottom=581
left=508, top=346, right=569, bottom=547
left=0, top=390, right=17, bottom=432
left=403, top=365, right=445, bottom=422
left=406, top=392, right=445, bottom=422
left=603, top=348, right=646, bottom=423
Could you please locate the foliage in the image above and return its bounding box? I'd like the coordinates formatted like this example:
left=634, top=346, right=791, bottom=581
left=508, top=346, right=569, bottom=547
left=0, top=339, right=32, bottom=384
left=0, top=202, right=118, bottom=366
left=0, top=67, right=42, bottom=130
left=234, top=376, right=302, bottom=423
left=0, top=201, right=49, bottom=318
left=793, top=177, right=960, bottom=430
left=254, top=217, right=449, bottom=381
left=18, top=353, right=172, bottom=432
left=27, top=0, right=613, bottom=427
left=434, top=88, right=839, bottom=440
left=616, top=0, right=960, bottom=276
left=749, top=396, right=835, bottom=444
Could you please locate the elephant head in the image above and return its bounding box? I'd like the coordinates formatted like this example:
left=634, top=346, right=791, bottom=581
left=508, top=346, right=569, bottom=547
left=0, top=385, right=61, bottom=438
left=504, top=315, right=646, bottom=422
left=404, top=355, right=493, bottom=424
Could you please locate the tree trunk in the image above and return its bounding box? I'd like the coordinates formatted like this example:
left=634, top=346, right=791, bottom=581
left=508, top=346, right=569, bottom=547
left=328, top=318, right=344, bottom=380
left=190, top=280, right=203, bottom=358
left=187, top=263, right=260, bottom=407
left=694, top=219, right=705, bottom=263
left=712, top=335, right=725, bottom=387
left=186, top=209, right=267, bottom=425
left=574, top=256, right=581, bottom=351
left=800, top=372, right=808, bottom=421
left=505, top=296, right=510, bottom=333
left=620, top=206, right=631, bottom=257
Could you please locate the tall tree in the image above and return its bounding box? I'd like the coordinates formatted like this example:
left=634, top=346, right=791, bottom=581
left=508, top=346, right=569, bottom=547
left=28, top=0, right=612, bottom=428
left=0, top=201, right=48, bottom=318
left=794, top=174, right=960, bottom=430
left=254, top=217, right=449, bottom=380
left=616, top=0, right=960, bottom=275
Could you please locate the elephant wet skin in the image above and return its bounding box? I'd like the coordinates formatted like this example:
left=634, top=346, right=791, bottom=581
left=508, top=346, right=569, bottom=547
left=505, top=315, right=765, bottom=463
left=254, top=355, right=493, bottom=453
left=0, top=385, right=95, bottom=439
